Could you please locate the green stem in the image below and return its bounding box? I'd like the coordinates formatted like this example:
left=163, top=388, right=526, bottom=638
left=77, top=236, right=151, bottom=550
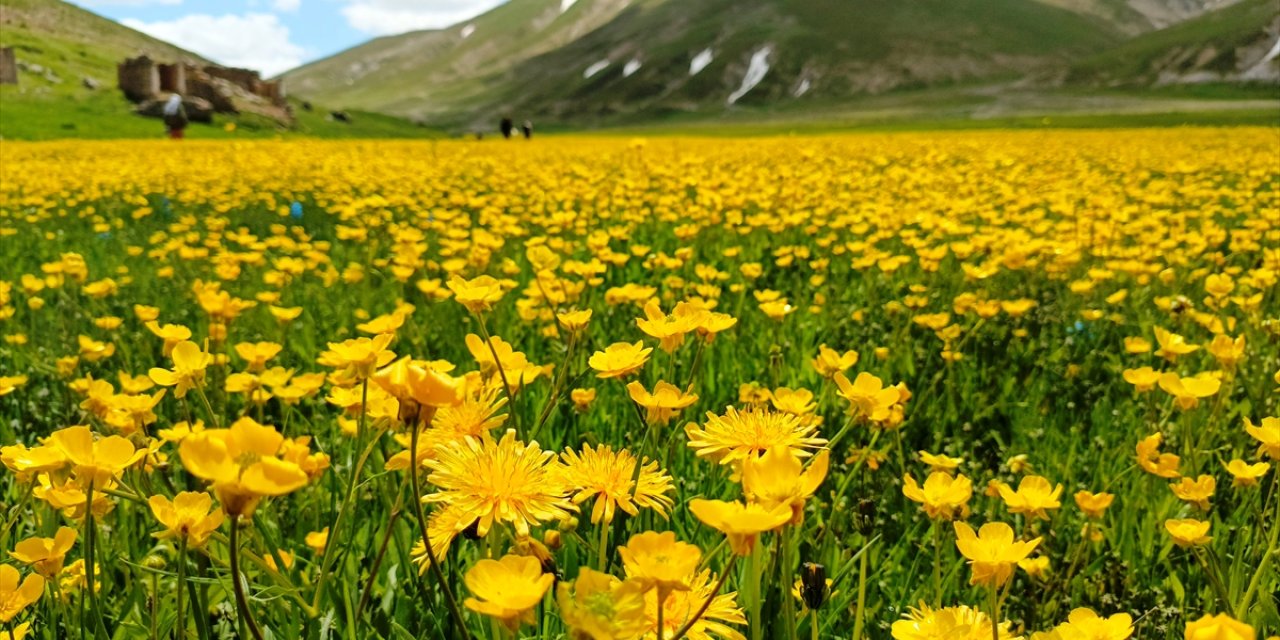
left=1236, top=488, right=1280, bottom=617
left=176, top=537, right=187, bottom=640
left=657, top=587, right=667, bottom=640
left=781, top=527, right=798, bottom=640
left=409, top=419, right=472, bottom=640
left=852, top=542, right=868, bottom=640
left=932, top=519, right=943, bottom=607
left=228, top=516, right=266, bottom=640
left=748, top=543, right=763, bottom=640
left=671, top=556, right=737, bottom=640
left=476, top=315, right=519, bottom=432
left=988, top=586, right=1000, bottom=640
left=84, top=481, right=109, bottom=640
left=596, top=521, right=610, bottom=572
left=1194, top=548, right=1233, bottom=609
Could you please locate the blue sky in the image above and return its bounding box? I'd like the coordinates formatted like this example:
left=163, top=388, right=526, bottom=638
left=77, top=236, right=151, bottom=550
left=69, top=0, right=508, bottom=76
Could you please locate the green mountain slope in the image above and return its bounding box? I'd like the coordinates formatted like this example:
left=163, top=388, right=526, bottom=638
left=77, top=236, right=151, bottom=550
left=1071, top=0, right=1280, bottom=84
left=283, top=0, right=1136, bottom=128
left=0, top=0, right=439, bottom=139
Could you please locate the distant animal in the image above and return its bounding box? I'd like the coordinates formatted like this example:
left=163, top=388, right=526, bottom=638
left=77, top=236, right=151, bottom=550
left=521, top=120, right=533, bottom=139
left=331, top=110, right=351, bottom=123
left=500, top=117, right=514, bottom=139
left=301, top=101, right=313, bottom=111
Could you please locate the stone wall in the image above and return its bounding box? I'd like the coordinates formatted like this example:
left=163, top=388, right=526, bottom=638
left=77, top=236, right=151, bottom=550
left=0, top=47, right=16, bottom=85
left=158, top=63, right=186, bottom=95
left=117, top=55, right=159, bottom=101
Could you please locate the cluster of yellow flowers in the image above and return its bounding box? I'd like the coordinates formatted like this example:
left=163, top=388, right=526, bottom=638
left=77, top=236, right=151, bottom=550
left=0, top=130, right=1277, bottom=639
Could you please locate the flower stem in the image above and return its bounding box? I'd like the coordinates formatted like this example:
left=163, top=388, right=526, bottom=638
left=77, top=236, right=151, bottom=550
left=596, top=521, right=610, bottom=572
left=852, top=543, right=868, bottom=640
left=476, top=314, right=518, bottom=432
left=671, top=555, right=737, bottom=640
left=657, top=587, right=667, bottom=640
left=932, top=519, right=943, bottom=607
left=84, top=481, right=109, bottom=640
left=228, top=515, right=266, bottom=640
left=988, top=586, right=1000, bottom=640
left=748, top=544, right=763, bottom=640
left=1237, top=488, right=1280, bottom=617
left=780, top=527, right=798, bottom=640
left=176, top=537, right=187, bottom=640
left=408, top=420, right=472, bottom=640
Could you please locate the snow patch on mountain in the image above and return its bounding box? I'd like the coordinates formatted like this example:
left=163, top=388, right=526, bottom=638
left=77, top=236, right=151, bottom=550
left=728, top=45, right=772, bottom=104
left=583, top=59, right=610, bottom=78
left=689, top=48, right=713, bottom=75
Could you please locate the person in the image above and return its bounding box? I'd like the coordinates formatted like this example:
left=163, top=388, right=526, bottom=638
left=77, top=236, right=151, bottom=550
left=499, top=117, right=514, bottom=139
left=163, top=94, right=188, bottom=140
left=521, top=120, right=532, bottom=139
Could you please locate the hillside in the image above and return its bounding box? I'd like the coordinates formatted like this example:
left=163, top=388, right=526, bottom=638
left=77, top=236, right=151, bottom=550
left=1071, top=0, right=1280, bottom=84
left=284, top=0, right=1137, bottom=128
left=0, top=0, right=438, bottom=139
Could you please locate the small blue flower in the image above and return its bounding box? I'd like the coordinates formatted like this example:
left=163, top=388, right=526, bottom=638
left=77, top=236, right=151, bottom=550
left=290, top=202, right=304, bottom=219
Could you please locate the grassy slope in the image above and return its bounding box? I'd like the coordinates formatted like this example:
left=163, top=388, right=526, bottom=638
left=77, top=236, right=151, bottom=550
left=1071, top=0, right=1280, bottom=81
left=0, top=0, right=437, bottom=139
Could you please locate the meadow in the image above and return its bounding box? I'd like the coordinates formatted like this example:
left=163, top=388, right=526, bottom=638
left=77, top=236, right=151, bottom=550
left=0, top=129, right=1277, bottom=640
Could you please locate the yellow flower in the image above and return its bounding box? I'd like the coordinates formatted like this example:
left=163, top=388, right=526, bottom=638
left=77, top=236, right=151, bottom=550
left=1122, top=337, right=1151, bottom=354
left=145, top=321, right=193, bottom=357
left=448, top=275, right=506, bottom=313
left=1158, top=372, right=1220, bottom=410
left=919, top=451, right=963, bottom=474
left=1164, top=518, right=1212, bottom=547
left=9, top=527, right=77, bottom=577
left=1136, top=433, right=1180, bottom=478
left=1184, top=613, right=1254, bottom=640
left=148, top=340, right=211, bottom=399
left=47, top=425, right=144, bottom=486
left=0, top=375, right=28, bottom=397
left=1207, top=334, right=1245, bottom=369
left=588, top=342, right=652, bottom=379
left=305, top=527, right=329, bottom=554
left=423, top=429, right=575, bottom=538
left=1019, top=556, right=1050, bottom=581
left=891, top=603, right=1020, bottom=640
left=626, top=380, right=698, bottom=426
left=557, top=308, right=592, bottom=333
left=178, top=418, right=310, bottom=516
left=1204, top=273, right=1234, bottom=298
left=1073, top=491, right=1114, bottom=519
left=78, top=335, right=115, bottom=362
left=234, top=341, right=283, bottom=372
left=997, top=475, right=1063, bottom=520
left=903, top=472, right=973, bottom=521
left=812, top=344, right=858, bottom=378
left=641, top=568, right=745, bottom=640
left=463, top=554, right=555, bottom=631
left=319, top=334, right=395, bottom=380
left=1154, top=327, right=1198, bottom=361
left=356, top=311, right=406, bottom=335
left=556, top=568, right=648, bottom=640
left=559, top=444, right=674, bottom=525
left=1223, top=459, right=1269, bottom=487
left=833, top=371, right=903, bottom=424
left=0, top=564, right=44, bottom=623
left=1244, top=416, right=1279, bottom=460
left=571, top=388, right=596, bottom=412
left=1045, top=608, right=1133, bottom=640
left=689, top=499, right=792, bottom=555
left=1170, top=475, right=1215, bottom=510
left=953, top=521, right=1041, bottom=587
left=617, top=530, right=703, bottom=595
left=742, top=447, right=828, bottom=524
left=371, top=356, right=465, bottom=420
left=685, top=406, right=827, bottom=467
left=636, top=300, right=696, bottom=352
left=1121, top=367, right=1160, bottom=392
left=147, top=491, right=224, bottom=547
left=268, top=305, right=303, bottom=324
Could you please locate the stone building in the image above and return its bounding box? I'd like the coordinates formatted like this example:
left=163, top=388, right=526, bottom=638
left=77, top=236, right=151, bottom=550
left=0, top=47, right=17, bottom=85
left=116, top=56, right=292, bottom=125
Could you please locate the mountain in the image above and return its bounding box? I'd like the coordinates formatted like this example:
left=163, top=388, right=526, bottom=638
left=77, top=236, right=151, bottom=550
left=0, top=0, right=207, bottom=87
left=1071, top=0, right=1280, bottom=84
left=0, top=0, right=438, bottom=139
left=280, top=0, right=1274, bottom=129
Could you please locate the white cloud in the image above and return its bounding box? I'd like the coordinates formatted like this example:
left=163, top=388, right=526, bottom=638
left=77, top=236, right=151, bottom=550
left=122, top=13, right=306, bottom=77
left=341, top=0, right=506, bottom=36
left=272, top=0, right=301, bottom=11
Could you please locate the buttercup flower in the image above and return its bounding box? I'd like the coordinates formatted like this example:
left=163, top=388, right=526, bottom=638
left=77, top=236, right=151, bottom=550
left=463, top=554, right=554, bottom=631
left=688, top=499, right=792, bottom=555
left=148, top=491, right=224, bottom=547
left=1165, top=518, right=1212, bottom=547
left=9, top=527, right=77, bottom=577
left=903, top=472, right=973, bottom=520
left=953, top=521, right=1041, bottom=587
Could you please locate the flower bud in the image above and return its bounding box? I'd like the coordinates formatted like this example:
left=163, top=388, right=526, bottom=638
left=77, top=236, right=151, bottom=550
left=800, top=562, right=826, bottom=611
